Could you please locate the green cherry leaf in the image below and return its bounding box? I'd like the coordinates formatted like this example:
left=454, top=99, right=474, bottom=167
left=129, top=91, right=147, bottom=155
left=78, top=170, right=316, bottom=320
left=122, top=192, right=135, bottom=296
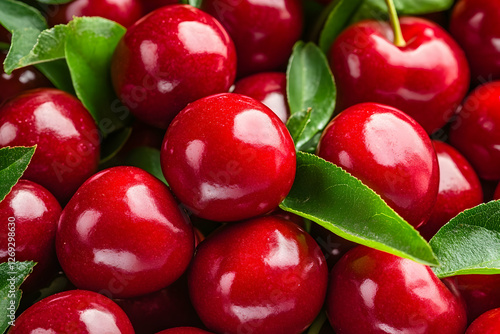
left=430, top=201, right=500, bottom=278
left=124, top=147, right=168, bottom=185
left=286, top=41, right=336, bottom=152
left=318, top=0, right=363, bottom=54
left=280, top=152, right=438, bottom=266
left=0, top=261, right=35, bottom=333
left=0, top=146, right=36, bottom=203
left=353, top=0, right=454, bottom=21
left=36, top=0, right=73, bottom=4
left=179, top=0, right=202, bottom=7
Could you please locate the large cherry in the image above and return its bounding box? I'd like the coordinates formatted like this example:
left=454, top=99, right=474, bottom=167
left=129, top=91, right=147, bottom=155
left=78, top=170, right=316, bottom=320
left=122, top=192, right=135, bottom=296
left=0, top=51, right=52, bottom=106
left=466, top=308, right=500, bottom=334
left=329, top=17, right=470, bottom=135
left=232, top=72, right=289, bottom=123
left=0, top=88, right=100, bottom=204
left=56, top=166, right=194, bottom=298
left=449, top=81, right=500, bottom=180
left=47, top=0, right=144, bottom=28
left=317, top=103, right=439, bottom=228
left=161, top=93, right=296, bottom=222
left=418, top=140, right=483, bottom=240
left=0, top=180, right=61, bottom=292
left=450, top=0, right=500, bottom=83
left=9, top=290, right=135, bottom=333
left=201, top=0, right=303, bottom=77
left=188, top=216, right=328, bottom=334
left=327, top=246, right=467, bottom=334
left=111, top=4, right=236, bottom=129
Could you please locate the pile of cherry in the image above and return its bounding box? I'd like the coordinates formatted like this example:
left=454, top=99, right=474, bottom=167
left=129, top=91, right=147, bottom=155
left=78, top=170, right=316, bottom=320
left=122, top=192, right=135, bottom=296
left=1, top=0, right=500, bottom=333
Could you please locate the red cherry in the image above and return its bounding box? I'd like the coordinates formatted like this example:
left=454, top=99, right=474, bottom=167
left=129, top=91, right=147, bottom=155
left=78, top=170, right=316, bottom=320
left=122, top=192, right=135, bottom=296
left=232, top=72, right=290, bottom=123
left=0, top=88, right=100, bottom=204
left=9, top=290, right=135, bottom=333
left=201, top=0, right=303, bottom=77
left=111, top=5, right=237, bottom=129
left=56, top=166, right=194, bottom=298
left=156, top=328, right=213, bottom=334
left=188, top=216, right=328, bottom=334
left=466, top=308, right=500, bottom=334
left=317, top=103, right=439, bottom=228
left=418, top=140, right=483, bottom=240
left=329, top=17, right=470, bottom=134
left=450, top=0, right=500, bottom=83
left=0, top=52, right=52, bottom=106
left=327, top=246, right=467, bottom=334
left=47, top=0, right=144, bottom=28
left=449, top=81, right=500, bottom=180
left=0, top=180, right=61, bottom=291
left=495, top=182, right=500, bottom=200
left=161, top=93, right=296, bottom=222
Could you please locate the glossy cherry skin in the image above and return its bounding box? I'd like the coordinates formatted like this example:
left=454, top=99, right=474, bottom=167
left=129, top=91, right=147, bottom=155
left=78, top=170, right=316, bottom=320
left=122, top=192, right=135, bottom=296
left=418, top=141, right=483, bottom=240
left=0, top=88, right=100, bottom=203
left=202, top=0, right=303, bottom=77
left=47, top=0, right=144, bottom=28
left=449, top=274, right=500, bottom=324
left=188, top=216, right=328, bottom=334
left=141, top=0, right=178, bottom=13
left=466, top=308, right=500, bottom=334
left=9, top=290, right=134, bottom=333
left=232, top=72, right=289, bottom=123
left=156, top=328, right=213, bottom=334
left=0, top=180, right=61, bottom=292
left=449, top=81, right=500, bottom=180
left=111, top=5, right=236, bottom=129
left=161, top=93, right=296, bottom=222
left=317, top=103, right=439, bottom=228
left=327, top=246, right=467, bottom=334
left=329, top=17, right=470, bottom=135
left=450, top=0, right=500, bottom=83
left=56, top=166, right=194, bottom=298
left=0, top=52, right=52, bottom=106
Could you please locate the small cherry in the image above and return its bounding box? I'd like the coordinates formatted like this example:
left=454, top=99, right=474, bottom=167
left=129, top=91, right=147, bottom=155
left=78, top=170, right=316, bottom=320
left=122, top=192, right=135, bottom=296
left=466, top=308, right=500, bottom=334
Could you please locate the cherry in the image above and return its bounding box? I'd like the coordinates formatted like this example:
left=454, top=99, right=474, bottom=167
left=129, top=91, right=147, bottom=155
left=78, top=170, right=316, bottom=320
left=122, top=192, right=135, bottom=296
left=0, top=51, right=52, bottom=106
left=0, top=180, right=61, bottom=292
left=450, top=0, right=500, bottom=83
left=317, top=102, right=439, bottom=228
left=0, top=88, right=100, bottom=204
left=327, top=246, right=467, bottom=334
left=56, top=166, right=194, bottom=298
left=161, top=93, right=296, bottom=222
left=418, top=140, right=483, bottom=240
left=232, top=72, right=290, bottom=123
left=201, top=0, right=303, bottom=77
left=140, top=0, right=178, bottom=14
left=495, top=182, right=500, bottom=200
left=466, top=308, right=500, bottom=334
left=449, top=81, right=500, bottom=181
left=329, top=17, right=470, bottom=135
left=156, top=328, right=213, bottom=334
left=47, top=0, right=144, bottom=28
left=9, top=290, right=135, bottom=333
left=188, top=216, right=328, bottom=334
left=111, top=4, right=236, bottom=129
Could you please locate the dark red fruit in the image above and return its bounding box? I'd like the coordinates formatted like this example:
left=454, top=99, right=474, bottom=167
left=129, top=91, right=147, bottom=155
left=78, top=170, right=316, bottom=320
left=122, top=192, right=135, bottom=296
left=327, top=246, right=467, bottom=334
left=202, top=0, right=303, bottom=76
left=0, top=88, right=100, bottom=203
left=0, top=25, right=10, bottom=43
left=418, top=140, right=483, bottom=240
left=0, top=180, right=61, bottom=291
left=232, top=72, right=289, bottom=123
left=47, top=0, right=144, bottom=28
left=111, top=5, right=236, bottom=129
left=450, top=0, right=500, bottom=83
left=0, top=52, right=52, bottom=106
left=466, top=308, right=500, bottom=334
left=317, top=103, right=439, bottom=228
left=56, top=166, right=194, bottom=298
left=449, top=81, right=500, bottom=180
left=141, top=0, right=177, bottom=13
left=329, top=17, right=470, bottom=134
left=156, top=328, right=213, bottom=334
left=9, top=290, right=135, bottom=333
left=161, top=93, right=296, bottom=222
left=188, top=216, right=328, bottom=334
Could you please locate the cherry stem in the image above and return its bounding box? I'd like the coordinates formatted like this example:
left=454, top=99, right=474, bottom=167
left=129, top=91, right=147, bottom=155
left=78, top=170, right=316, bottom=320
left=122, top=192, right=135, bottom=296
left=384, top=0, right=406, bottom=47
left=307, top=310, right=327, bottom=334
